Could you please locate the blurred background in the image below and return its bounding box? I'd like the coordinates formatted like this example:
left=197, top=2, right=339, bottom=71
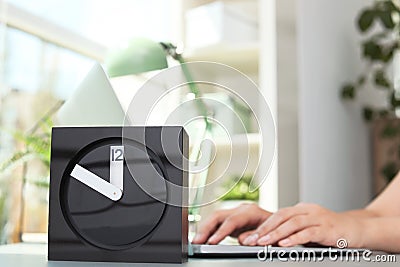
left=0, top=0, right=398, bottom=247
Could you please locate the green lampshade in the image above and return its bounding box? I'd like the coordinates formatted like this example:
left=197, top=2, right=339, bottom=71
left=105, top=38, right=168, bottom=77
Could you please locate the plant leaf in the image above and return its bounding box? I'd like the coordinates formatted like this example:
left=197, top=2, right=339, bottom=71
left=7, top=128, right=51, bottom=171
left=0, top=151, right=34, bottom=174
left=374, top=69, right=391, bottom=88
left=381, top=161, right=398, bottom=182
left=363, top=106, right=375, bottom=122
left=341, top=84, right=356, bottom=99
left=358, top=9, right=376, bottom=32
left=378, top=10, right=396, bottom=29
left=390, top=91, right=400, bottom=108
left=382, top=42, right=398, bottom=63
left=23, top=177, right=50, bottom=188
left=363, top=40, right=383, bottom=61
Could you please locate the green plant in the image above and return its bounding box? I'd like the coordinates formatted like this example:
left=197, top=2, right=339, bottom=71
left=0, top=116, right=52, bottom=188
left=341, top=0, right=400, bottom=121
left=0, top=100, right=62, bottom=187
left=0, top=100, right=61, bottom=243
left=341, top=1, right=400, bottom=183
left=220, top=175, right=259, bottom=201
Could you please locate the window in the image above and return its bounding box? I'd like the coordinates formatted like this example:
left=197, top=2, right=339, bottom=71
left=0, top=0, right=181, bottom=244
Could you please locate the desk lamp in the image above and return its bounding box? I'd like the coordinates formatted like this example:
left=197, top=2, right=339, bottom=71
left=105, top=38, right=212, bottom=223
left=105, top=38, right=211, bottom=129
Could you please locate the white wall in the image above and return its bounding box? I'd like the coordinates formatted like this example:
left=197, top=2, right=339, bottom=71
left=297, top=0, right=374, bottom=211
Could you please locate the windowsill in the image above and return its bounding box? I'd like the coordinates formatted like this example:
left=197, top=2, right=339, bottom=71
left=0, top=243, right=46, bottom=255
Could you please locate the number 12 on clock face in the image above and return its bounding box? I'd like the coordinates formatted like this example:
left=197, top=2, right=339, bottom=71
left=110, top=146, right=124, bottom=191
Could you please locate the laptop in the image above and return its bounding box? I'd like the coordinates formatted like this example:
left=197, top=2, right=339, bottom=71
left=56, top=63, right=127, bottom=126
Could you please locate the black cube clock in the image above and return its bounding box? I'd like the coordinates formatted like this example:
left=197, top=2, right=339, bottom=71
left=48, top=126, right=188, bottom=263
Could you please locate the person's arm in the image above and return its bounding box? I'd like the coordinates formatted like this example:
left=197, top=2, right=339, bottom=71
left=341, top=209, right=379, bottom=218
left=343, top=175, right=400, bottom=252
left=193, top=173, right=400, bottom=252
left=364, top=172, right=400, bottom=216
left=360, top=217, right=400, bottom=253
left=241, top=174, right=400, bottom=251
left=238, top=203, right=400, bottom=253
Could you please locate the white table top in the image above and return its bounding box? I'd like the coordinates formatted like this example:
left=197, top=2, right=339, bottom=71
left=0, top=243, right=398, bottom=267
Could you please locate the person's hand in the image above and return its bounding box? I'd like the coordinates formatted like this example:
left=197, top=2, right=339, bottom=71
left=242, top=203, right=364, bottom=248
left=192, top=203, right=272, bottom=245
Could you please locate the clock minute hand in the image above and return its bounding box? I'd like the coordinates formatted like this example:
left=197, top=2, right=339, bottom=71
left=110, top=146, right=124, bottom=191
left=70, top=164, right=122, bottom=201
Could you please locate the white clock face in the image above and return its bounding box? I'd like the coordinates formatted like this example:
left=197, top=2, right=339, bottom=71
left=60, top=138, right=168, bottom=250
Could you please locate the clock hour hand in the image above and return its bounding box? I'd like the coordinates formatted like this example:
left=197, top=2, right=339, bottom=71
left=70, top=164, right=122, bottom=201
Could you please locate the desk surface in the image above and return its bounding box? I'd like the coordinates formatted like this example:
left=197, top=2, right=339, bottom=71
left=0, top=243, right=398, bottom=267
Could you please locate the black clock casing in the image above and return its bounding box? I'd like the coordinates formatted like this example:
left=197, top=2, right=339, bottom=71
left=48, top=126, right=188, bottom=263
